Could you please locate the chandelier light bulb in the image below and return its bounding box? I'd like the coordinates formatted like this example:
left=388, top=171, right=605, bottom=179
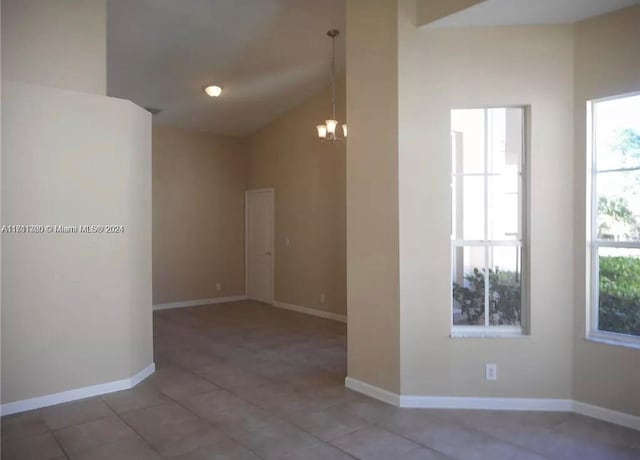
left=325, top=119, right=338, bottom=135
left=316, top=125, right=327, bottom=138
left=342, top=124, right=348, bottom=137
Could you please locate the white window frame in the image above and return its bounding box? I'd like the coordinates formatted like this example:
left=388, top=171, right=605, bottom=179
left=450, top=107, right=529, bottom=338
left=586, top=93, right=640, bottom=349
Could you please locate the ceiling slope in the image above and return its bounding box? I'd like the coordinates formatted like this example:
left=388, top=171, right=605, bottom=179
left=108, top=0, right=345, bottom=136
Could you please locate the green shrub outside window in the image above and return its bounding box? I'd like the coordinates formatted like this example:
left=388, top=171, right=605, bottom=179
left=599, top=255, right=640, bottom=336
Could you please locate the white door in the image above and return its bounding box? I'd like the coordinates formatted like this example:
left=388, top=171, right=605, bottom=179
left=245, top=189, right=274, bottom=303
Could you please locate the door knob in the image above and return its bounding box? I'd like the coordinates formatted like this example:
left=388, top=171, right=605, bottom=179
left=265, top=252, right=271, bottom=255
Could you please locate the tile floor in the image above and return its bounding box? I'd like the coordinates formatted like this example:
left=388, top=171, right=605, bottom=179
left=2, top=300, right=639, bottom=459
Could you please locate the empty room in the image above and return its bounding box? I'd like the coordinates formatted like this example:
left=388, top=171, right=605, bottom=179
left=1, top=0, right=639, bottom=459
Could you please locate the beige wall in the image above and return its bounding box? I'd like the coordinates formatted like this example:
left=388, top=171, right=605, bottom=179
left=416, top=0, right=485, bottom=26
left=1, top=0, right=106, bottom=95
left=1, top=81, right=152, bottom=404
left=1, top=0, right=151, bottom=408
left=347, top=0, right=576, bottom=399
left=154, top=88, right=347, bottom=312
left=573, top=6, right=640, bottom=416
left=153, top=126, right=247, bottom=305
left=247, top=82, right=346, bottom=316
left=346, top=0, right=401, bottom=393
left=398, top=4, right=575, bottom=398
left=349, top=0, right=639, bottom=416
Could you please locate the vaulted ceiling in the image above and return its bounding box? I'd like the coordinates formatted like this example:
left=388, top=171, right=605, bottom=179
left=108, top=0, right=637, bottom=137
left=107, top=0, right=345, bottom=136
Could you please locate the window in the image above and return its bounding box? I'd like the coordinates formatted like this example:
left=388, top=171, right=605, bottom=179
left=451, top=107, right=527, bottom=336
left=588, top=93, right=640, bottom=347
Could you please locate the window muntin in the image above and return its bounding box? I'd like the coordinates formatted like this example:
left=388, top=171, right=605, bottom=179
left=589, top=94, right=640, bottom=345
left=451, top=108, right=526, bottom=334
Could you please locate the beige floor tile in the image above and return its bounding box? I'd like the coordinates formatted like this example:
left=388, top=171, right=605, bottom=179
left=226, top=419, right=323, bottom=460
left=433, top=410, right=640, bottom=460
left=397, top=447, right=453, bottom=459
left=252, top=387, right=334, bottom=418
left=136, top=418, right=230, bottom=457
left=162, top=347, right=226, bottom=371
left=69, top=435, right=162, bottom=460
left=1, top=432, right=65, bottom=460
left=288, top=406, right=367, bottom=441
left=554, top=414, right=640, bottom=450
left=40, top=397, right=114, bottom=430
left=298, top=381, right=364, bottom=407
left=181, top=389, right=271, bottom=426
left=101, top=382, right=169, bottom=414
left=148, top=367, right=219, bottom=400
left=4, top=301, right=637, bottom=460
left=280, top=442, right=356, bottom=459
left=194, top=362, right=270, bottom=390
left=53, top=415, right=136, bottom=454
left=341, top=396, right=405, bottom=424
left=1, top=409, right=49, bottom=440
left=121, top=401, right=198, bottom=430
left=330, top=425, right=422, bottom=460
left=231, top=381, right=297, bottom=404
left=166, top=436, right=261, bottom=459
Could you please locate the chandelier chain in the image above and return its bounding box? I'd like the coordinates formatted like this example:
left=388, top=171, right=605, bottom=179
left=331, top=31, right=336, bottom=120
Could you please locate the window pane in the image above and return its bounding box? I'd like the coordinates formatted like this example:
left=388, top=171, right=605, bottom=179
left=452, top=246, right=486, bottom=325
left=488, top=246, right=522, bottom=326
left=598, top=247, right=640, bottom=337
left=452, top=176, right=485, bottom=240
left=594, top=95, right=640, bottom=172
left=451, top=109, right=485, bottom=174
left=451, top=106, right=526, bottom=332
left=488, top=174, right=519, bottom=240
left=596, top=169, right=640, bottom=242
left=488, top=108, right=523, bottom=174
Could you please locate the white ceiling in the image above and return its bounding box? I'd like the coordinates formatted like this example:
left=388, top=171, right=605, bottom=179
left=428, top=0, right=640, bottom=28
left=107, top=0, right=345, bottom=137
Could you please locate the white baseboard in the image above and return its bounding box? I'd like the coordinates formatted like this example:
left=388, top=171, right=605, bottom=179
left=153, top=295, right=248, bottom=311
left=345, top=377, right=401, bottom=405
left=573, top=400, right=640, bottom=431
left=400, top=395, right=573, bottom=412
left=272, top=300, right=347, bottom=323
left=1, top=363, right=156, bottom=416
left=345, top=376, right=640, bottom=431
left=129, top=363, right=156, bottom=387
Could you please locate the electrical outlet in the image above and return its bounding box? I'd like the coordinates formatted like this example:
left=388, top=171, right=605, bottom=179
left=485, top=363, right=497, bottom=381
left=320, top=293, right=326, bottom=305
left=215, top=282, right=222, bottom=292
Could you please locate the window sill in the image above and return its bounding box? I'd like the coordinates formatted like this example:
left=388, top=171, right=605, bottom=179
left=585, top=333, right=640, bottom=350
left=451, top=327, right=527, bottom=339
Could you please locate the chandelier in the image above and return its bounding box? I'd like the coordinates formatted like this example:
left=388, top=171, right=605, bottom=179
left=316, top=29, right=347, bottom=143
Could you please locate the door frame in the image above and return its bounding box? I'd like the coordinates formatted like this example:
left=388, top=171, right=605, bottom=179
left=244, top=188, right=275, bottom=304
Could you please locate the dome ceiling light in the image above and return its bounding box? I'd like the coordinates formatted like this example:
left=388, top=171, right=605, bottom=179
left=203, top=84, right=223, bottom=98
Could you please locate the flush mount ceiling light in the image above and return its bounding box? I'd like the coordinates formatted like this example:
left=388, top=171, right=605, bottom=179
left=203, top=84, right=223, bottom=97
left=316, top=29, right=346, bottom=143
